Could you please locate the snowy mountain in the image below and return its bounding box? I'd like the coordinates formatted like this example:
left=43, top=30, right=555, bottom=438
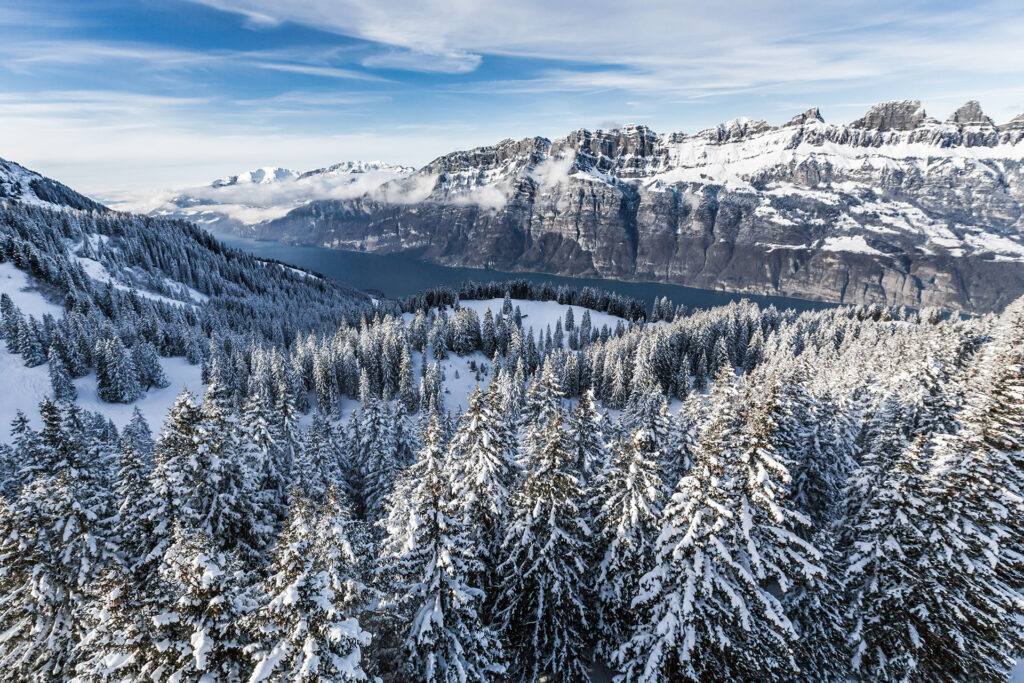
left=0, top=156, right=107, bottom=212
left=250, top=100, right=1024, bottom=314
left=211, top=166, right=299, bottom=187
left=136, top=160, right=414, bottom=233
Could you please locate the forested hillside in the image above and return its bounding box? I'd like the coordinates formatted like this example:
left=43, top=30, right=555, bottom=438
left=0, top=173, right=1022, bottom=682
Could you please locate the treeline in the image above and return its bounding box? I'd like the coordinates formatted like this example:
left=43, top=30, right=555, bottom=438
left=400, top=278, right=651, bottom=322
left=1, top=293, right=1022, bottom=681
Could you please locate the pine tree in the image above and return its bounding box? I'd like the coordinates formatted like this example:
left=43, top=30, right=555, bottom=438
left=246, top=490, right=372, bottom=682
left=591, top=427, right=665, bottom=661
left=140, top=390, right=203, bottom=573
left=842, top=434, right=934, bottom=680
left=518, top=358, right=565, bottom=462
left=380, top=415, right=504, bottom=681
left=481, top=309, right=497, bottom=358
left=495, top=401, right=590, bottom=681
left=18, top=317, right=46, bottom=367
left=197, top=362, right=267, bottom=561
left=146, top=524, right=245, bottom=682
left=565, top=388, right=606, bottom=482
left=114, top=432, right=155, bottom=573
left=97, top=337, right=140, bottom=403
left=0, top=401, right=113, bottom=682
left=446, top=388, right=518, bottom=613
left=950, top=299, right=1024, bottom=589
left=398, top=345, right=419, bottom=413
left=242, top=372, right=291, bottom=546
left=75, top=430, right=157, bottom=682
left=356, top=395, right=400, bottom=520
left=295, top=411, right=347, bottom=502
left=132, top=340, right=169, bottom=391
left=615, top=370, right=817, bottom=682
left=48, top=344, right=77, bottom=402
left=121, top=407, right=154, bottom=461
left=909, top=423, right=1024, bottom=680
left=783, top=529, right=850, bottom=682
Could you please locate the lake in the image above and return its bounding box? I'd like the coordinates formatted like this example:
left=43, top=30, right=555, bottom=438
left=220, top=235, right=838, bottom=314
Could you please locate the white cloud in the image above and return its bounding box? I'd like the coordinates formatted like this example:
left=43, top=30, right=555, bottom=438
left=0, top=90, right=461, bottom=197
left=187, top=0, right=1024, bottom=100
left=0, top=39, right=385, bottom=81
left=361, top=49, right=481, bottom=74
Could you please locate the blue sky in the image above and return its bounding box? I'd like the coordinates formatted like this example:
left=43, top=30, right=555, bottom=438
left=1, top=0, right=1023, bottom=199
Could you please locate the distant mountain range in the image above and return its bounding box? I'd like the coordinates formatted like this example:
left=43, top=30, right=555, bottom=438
left=102, top=100, right=1024, bottom=312
left=135, top=161, right=414, bottom=233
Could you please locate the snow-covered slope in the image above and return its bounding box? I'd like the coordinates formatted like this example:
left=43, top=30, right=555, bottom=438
left=254, top=100, right=1024, bottom=314
left=0, top=157, right=107, bottom=212
left=0, top=261, right=203, bottom=429
left=130, top=161, right=414, bottom=233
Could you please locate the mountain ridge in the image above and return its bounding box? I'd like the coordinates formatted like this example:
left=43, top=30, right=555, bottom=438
left=234, top=99, right=1024, bottom=314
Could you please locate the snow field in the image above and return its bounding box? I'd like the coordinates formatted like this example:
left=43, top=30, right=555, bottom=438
left=0, top=261, right=204, bottom=431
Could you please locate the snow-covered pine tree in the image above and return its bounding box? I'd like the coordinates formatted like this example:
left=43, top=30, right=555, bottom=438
left=591, top=426, right=665, bottom=661
left=661, top=394, right=700, bottom=488
left=121, top=407, right=154, bottom=461
left=132, top=341, right=169, bottom=391
left=948, top=298, right=1024, bottom=590
left=113, top=431, right=154, bottom=574
left=198, top=361, right=268, bottom=562
left=495, top=396, right=590, bottom=681
left=838, top=393, right=910, bottom=547
left=73, top=419, right=160, bottom=683
left=565, top=388, right=606, bottom=482
left=789, top=386, right=853, bottom=530
left=0, top=401, right=113, bottom=682
left=246, top=490, right=372, bottom=682
left=18, top=316, right=46, bottom=367
left=242, top=371, right=290, bottom=547
left=517, top=357, right=565, bottom=464
left=295, top=410, right=347, bottom=502
left=356, top=394, right=400, bottom=521
left=734, top=375, right=822, bottom=594
left=908, top=370, right=1024, bottom=681
left=96, top=337, right=141, bottom=403
left=445, top=387, right=518, bottom=616
left=145, top=524, right=245, bottom=682
left=843, top=433, right=934, bottom=681
left=782, top=528, right=849, bottom=683
left=48, top=345, right=77, bottom=402
left=398, top=345, right=418, bottom=413
left=615, top=368, right=815, bottom=682
left=379, top=415, right=504, bottom=681
left=139, top=390, right=203, bottom=574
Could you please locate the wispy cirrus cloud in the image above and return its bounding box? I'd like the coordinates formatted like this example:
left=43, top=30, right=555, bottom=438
left=0, top=39, right=387, bottom=82
left=361, top=48, right=481, bottom=74
left=186, top=0, right=1024, bottom=107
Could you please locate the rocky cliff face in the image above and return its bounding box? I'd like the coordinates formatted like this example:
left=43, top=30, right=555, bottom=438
left=245, top=100, right=1024, bottom=313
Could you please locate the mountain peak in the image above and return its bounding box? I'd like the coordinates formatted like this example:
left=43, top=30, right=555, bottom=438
left=785, top=107, right=825, bottom=126
left=298, top=161, right=414, bottom=180
left=212, top=167, right=299, bottom=188
left=946, top=100, right=993, bottom=126
left=850, top=99, right=927, bottom=131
